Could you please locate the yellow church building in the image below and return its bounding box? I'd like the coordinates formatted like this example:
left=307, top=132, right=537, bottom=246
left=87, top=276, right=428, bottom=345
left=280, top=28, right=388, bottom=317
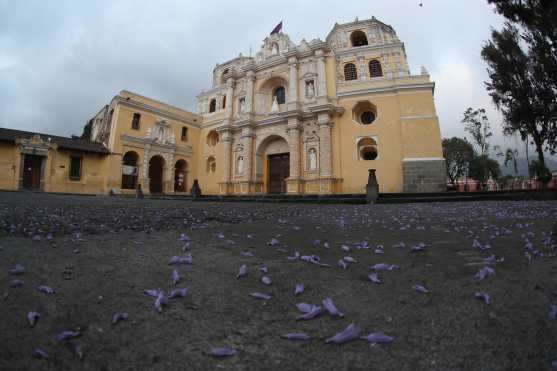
left=0, top=17, right=445, bottom=196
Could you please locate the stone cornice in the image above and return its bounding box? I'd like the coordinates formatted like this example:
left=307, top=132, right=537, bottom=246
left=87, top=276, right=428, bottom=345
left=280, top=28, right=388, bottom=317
left=120, top=134, right=193, bottom=155
left=115, top=97, right=201, bottom=128
left=332, top=42, right=404, bottom=58
left=337, top=82, right=435, bottom=98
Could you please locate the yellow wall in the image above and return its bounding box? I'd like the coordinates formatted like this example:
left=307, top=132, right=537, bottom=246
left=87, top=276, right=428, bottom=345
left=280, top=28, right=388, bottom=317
left=44, top=150, right=107, bottom=194
left=0, top=142, right=19, bottom=190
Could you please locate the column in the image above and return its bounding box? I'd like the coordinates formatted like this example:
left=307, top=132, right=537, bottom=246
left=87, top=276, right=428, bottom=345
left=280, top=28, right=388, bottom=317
left=315, top=49, right=327, bottom=99
left=358, top=55, right=366, bottom=82
left=287, top=117, right=301, bottom=179
left=242, top=127, right=254, bottom=182
left=221, top=129, right=232, bottom=185
left=287, top=56, right=298, bottom=107
left=245, top=71, right=255, bottom=114
left=318, top=113, right=332, bottom=177
left=225, top=78, right=234, bottom=119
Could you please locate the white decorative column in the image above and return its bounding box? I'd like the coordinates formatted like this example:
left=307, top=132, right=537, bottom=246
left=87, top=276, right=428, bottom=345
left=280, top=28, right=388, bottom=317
left=219, top=129, right=232, bottom=194
left=315, top=49, right=327, bottom=102
left=285, top=117, right=302, bottom=194
left=287, top=55, right=298, bottom=110
left=245, top=71, right=255, bottom=114
left=225, top=78, right=234, bottom=121
left=241, top=127, right=255, bottom=194
left=318, top=113, right=332, bottom=178
left=358, top=55, right=366, bottom=81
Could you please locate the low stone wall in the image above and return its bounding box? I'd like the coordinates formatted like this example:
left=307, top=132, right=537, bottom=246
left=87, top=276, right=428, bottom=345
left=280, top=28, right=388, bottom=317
left=403, top=158, right=446, bottom=193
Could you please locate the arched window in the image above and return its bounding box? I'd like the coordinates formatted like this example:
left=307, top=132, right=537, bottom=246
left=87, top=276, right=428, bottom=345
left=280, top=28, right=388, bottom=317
left=222, top=95, right=226, bottom=109
left=174, top=160, right=188, bottom=192
left=207, top=130, right=219, bottom=146
left=344, top=63, right=358, bottom=81
left=350, top=31, right=368, bottom=47
left=209, top=99, right=216, bottom=113
left=357, top=138, right=378, bottom=161
left=131, top=113, right=141, bottom=130
left=121, top=151, right=139, bottom=189
left=274, top=86, right=286, bottom=105
left=369, top=60, right=383, bottom=77
left=206, top=156, right=216, bottom=173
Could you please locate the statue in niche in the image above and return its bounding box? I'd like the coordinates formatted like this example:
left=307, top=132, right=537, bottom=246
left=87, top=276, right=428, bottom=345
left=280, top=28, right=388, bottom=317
left=158, top=127, right=165, bottom=143
left=239, top=98, right=246, bottom=113
left=237, top=156, right=244, bottom=174
left=305, top=80, right=315, bottom=99
left=271, top=43, right=279, bottom=56
left=270, top=96, right=279, bottom=113
left=308, top=148, right=317, bottom=170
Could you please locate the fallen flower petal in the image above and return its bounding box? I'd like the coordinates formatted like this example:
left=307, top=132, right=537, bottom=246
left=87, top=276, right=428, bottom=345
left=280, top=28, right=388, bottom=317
left=326, top=323, right=360, bottom=344
left=338, top=259, right=348, bottom=270
left=154, top=292, right=167, bottom=312
left=37, top=285, right=55, bottom=295
left=287, top=251, right=300, bottom=260
left=322, top=298, right=344, bottom=317
left=112, top=312, right=129, bottom=324
left=169, top=288, right=189, bottom=299
left=368, top=273, right=382, bottom=284
left=144, top=289, right=160, bottom=298
left=343, top=256, right=357, bottom=263
left=209, top=347, right=236, bottom=358
left=296, top=303, right=314, bottom=313
left=28, top=311, right=40, bottom=327
left=172, top=269, right=181, bottom=285
left=250, top=292, right=272, bottom=300
left=236, top=264, right=247, bottom=279
left=261, top=276, right=272, bottom=285
left=474, top=292, right=491, bottom=305
left=414, top=284, right=429, bottom=293
left=296, top=305, right=322, bottom=320
left=9, top=264, right=25, bottom=275
left=474, top=267, right=495, bottom=281
left=57, top=330, right=80, bottom=341
left=549, top=304, right=557, bottom=320
left=281, top=333, right=311, bottom=340
left=361, top=332, right=394, bottom=344
left=35, top=348, right=49, bottom=359
left=294, top=283, right=304, bottom=296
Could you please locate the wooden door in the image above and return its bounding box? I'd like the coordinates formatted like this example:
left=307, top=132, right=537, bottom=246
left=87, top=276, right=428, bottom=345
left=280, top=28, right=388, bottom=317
left=268, top=153, right=290, bottom=194
left=22, top=155, right=42, bottom=190
left=149, top=156, right=164, bottom=194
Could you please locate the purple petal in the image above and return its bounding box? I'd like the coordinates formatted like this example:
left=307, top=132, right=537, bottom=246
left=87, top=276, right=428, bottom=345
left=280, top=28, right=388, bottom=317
left=287, top=251, right=300, bottom=260
left=322, top=298, right=344, bottom=317
left=368, top=273, right=382, bottom=284
left=326, top=323, right=360, bottom=344
left=474, top=267, right=495, bottom=281
left=236, top=264, right=247, bottom=278
left=250, top=292, right=272, bottom=300
left=296, top=305, right=322, bottom=320
left=337, top=259, right=348, bottom=270
left=35, top=348, right=49, bottom=359
left=9, top=279, right=24, bottom=288
left=168, top=256, right=181, bottom=265
left=259, top=265, right=268, bottom=273
left=169, top=288, right=189, bottom=299
left=9, top=264, right=25, bottom=275
left=37, top=285, right=55, bottom=295
left=27, top=311, right=40, bottom=327
left=294, top=283, right=304, bottom=296
left=268, top=238, right=280, bottom=246
left=474, top=292, right=491, bottom=305
left=56, top=330, right=80, bottom=341
left=112, top=312, right=129, bottom=324
left=343, top=256, right=357, bottom=263
left=261, top=276, right=272, bottom=285
left=341, top=244, right=350, bottom=252
left=414, top=284, right=429, bottom=293
left=179, top=233, right=190, bottom=242
left=281, top=333, right=311, bottom=340
left=209, top=347, right=236, bottom=358
left=154, top=292, right=167, bottom=312
left=296, top=303, right=314, bottom=313
left=241, top=251, right=254, bottom=257
left=361, top=332, right=394, bottom=344
left=172, top=269, right=181, bottom=285
left=144, top=289, right=160, bottom=297
left=549, top=304, right=557, bottom=320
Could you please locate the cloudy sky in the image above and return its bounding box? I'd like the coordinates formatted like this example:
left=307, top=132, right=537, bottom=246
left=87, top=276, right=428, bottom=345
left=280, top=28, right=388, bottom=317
left=1, top=0, right=531, bottom=154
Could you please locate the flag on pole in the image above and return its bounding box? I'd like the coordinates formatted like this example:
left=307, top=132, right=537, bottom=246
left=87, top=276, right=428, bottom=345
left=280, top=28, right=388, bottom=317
left=270, top=21, right=283, bottom=35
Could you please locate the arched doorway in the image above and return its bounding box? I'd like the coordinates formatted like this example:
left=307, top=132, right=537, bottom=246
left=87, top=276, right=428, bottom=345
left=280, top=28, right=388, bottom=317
left=256, top=135, right=290, bottom=194
left=174, top=160, right=188, bottom=192
left=149, top=155, right=165, bottom=194
left=121, top=151, right=139, bottom=189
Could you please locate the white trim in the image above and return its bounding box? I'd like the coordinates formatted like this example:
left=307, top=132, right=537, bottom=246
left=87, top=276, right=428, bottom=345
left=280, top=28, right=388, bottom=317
left=337, top=82, right=435, bottom=98
left=402, top=157, right=444, bottom=162
left=400, top=114, right=438, bottom=121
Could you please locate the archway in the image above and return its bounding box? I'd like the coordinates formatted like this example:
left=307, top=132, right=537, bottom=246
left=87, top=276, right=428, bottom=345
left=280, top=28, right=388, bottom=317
left=149, top=155, right=165, bottom=194
left=174, top=160, right=188, bottom=192
left=121, top=151, right=139, bottom=189
left=256, top=135, right=290, bottom=194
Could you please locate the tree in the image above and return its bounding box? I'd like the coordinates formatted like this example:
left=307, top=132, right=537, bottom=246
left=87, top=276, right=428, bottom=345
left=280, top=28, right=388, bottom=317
left=462, top=108, right=493, bottom=184
left=442, top=137, right=475, bottom=186
left=482, top=0, right=557, bottom=184
left=469, top=155, right=502, bottom=185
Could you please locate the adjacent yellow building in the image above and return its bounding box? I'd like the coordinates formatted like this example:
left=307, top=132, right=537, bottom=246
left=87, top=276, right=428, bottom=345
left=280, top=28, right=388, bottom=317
left=0, top=17, right=445, bottom=196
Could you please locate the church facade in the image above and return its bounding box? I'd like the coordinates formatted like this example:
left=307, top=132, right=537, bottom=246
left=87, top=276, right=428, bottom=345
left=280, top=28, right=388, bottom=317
left=0, top=17, right=445, bottom=195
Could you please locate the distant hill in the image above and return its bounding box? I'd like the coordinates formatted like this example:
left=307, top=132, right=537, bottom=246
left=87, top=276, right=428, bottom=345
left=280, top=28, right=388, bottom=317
left=499, top=157, right=557, bottom=176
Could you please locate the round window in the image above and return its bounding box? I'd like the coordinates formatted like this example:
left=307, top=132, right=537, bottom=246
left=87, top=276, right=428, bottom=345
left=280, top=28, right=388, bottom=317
left=360, top=111, right=376, bottom=125
left=361, top=147, right=378, bottom=161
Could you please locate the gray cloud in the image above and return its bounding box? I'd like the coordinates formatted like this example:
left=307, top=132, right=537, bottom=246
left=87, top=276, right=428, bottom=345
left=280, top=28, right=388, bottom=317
left=2, top=0, right=521, bottom=154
